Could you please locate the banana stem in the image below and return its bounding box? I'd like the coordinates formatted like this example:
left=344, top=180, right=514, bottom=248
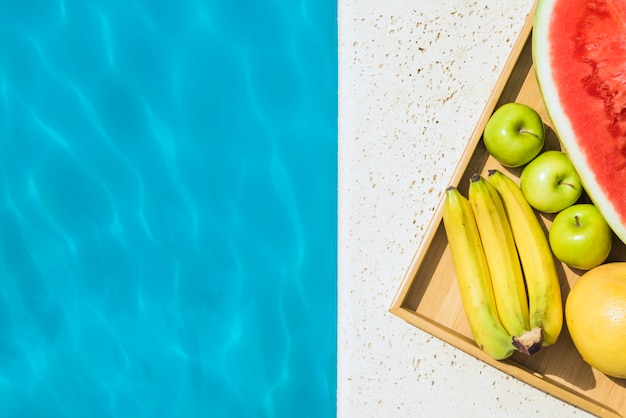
left=512, top=327, right=543, bottom=355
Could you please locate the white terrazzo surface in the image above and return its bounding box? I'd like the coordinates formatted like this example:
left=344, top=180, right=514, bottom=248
left=337, top=1, right=594, bottom=417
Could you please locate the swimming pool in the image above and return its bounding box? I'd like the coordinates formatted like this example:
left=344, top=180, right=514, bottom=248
left=0, top=0, right=337, bottom=416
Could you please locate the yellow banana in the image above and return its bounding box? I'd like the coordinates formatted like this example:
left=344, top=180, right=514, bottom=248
left=468, top=174, right=531, bottom=339
left=487, top=169, right=563, bottom=346
left=442, top=186, right=516, bottom=360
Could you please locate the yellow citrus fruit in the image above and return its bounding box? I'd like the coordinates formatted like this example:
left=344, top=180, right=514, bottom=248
left=565, top=262, right=626, bottom=379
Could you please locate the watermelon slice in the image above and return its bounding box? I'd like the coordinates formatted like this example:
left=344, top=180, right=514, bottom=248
left=533, top=0, right=626, bottom=243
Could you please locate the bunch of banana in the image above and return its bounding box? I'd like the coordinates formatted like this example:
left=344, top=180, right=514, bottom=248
left=442, top=186, right=518, bottom=360
left=442, top=171, right=561, bottom=360
left=487, top=169, right=563, bottom=346
left=468, top=175, right=530, bottom=338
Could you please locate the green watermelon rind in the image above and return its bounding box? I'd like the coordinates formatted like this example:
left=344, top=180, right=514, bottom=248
left=533, top=0, right=626, bottom=244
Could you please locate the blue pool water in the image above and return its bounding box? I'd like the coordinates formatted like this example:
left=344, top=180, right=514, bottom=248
left=0, top=1, right=337, bottom=417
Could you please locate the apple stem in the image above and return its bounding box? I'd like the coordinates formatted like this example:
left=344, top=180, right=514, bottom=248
left=559, top=180, right=577, bottom=189
left=518, top=128, right=539, bottom=139
left=575, top=215, right=581, bottom=228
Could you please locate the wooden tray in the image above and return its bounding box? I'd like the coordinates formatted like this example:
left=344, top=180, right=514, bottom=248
left=389, top=6, right=626, bottom=418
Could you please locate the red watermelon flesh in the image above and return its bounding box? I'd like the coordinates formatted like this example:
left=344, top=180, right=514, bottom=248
left=534, top=0, right=626, bottom=243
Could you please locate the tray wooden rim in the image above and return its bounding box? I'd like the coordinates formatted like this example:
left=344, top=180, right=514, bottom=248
left=389, top=4, right=622, bottom=417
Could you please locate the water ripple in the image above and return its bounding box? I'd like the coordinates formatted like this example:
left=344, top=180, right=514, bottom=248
left=0, top=0, right=337, bottom=416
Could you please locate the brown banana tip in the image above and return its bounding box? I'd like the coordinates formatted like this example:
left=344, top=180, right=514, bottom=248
left=446, top=185, right=456, bottom=191
left=512, top=327, right=544, bottom=356
left=470, top=173, right=481, bottom=182
left=487, top=169, right=498, bottom=176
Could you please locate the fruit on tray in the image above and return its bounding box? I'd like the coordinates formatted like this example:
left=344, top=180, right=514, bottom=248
left=549, top=204, right=613, bottom=270
left=482, top=102, right=545, bottom=167
left=442, top=186, right=536, bottom=360
left=519, top=150, right=583, bottom=214
left=533, top=0, right=626, bottom=244
left=488, top=170, right=563, bottom=347
left=566, top=262, right=626, bottom=379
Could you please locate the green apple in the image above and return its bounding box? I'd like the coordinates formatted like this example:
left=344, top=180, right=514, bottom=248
left=483, top=102, right=545, bottom=167
left=520, top=150, right=583, bottom=213
left=549, top=204, right=613, bottom=270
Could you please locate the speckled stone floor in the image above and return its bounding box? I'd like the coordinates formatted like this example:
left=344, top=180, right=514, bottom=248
left=337, top=1, right=593, bottom=416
